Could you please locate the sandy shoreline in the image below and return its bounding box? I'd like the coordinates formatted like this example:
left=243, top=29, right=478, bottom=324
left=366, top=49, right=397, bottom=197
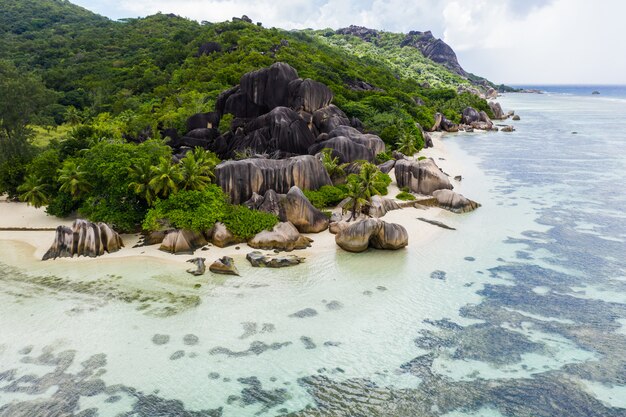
left=0, top=133, right=467, bottom=272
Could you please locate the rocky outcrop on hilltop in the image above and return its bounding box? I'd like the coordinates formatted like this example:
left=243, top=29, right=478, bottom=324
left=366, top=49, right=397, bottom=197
left=395, top=159, right=453, bottom=195
left=335, top=219, right=408, bottom=253
left=401, top=31, right=467, bottom=77
left=336, top=25, right=380, bottom=42
left=43, top=220, right=124, bottom=260
left=215, top=155, right=331, bottom=205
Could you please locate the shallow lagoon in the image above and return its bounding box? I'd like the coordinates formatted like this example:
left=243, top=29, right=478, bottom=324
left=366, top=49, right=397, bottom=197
left=1, top=91, right=625, bottom=416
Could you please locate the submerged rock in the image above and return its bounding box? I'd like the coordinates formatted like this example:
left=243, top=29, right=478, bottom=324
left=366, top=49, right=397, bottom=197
left=432, top=189, right=481, bottom=213
left=335, top=218, right=408, bottom=253
left=394, top=158, right=453, bottom=195
left=159, top=230, right=207, bottom=255
left=43, top=220, right=124, bottom=260
left=248, top=222, right=312, bottom=251
left=246, top=251, right=305, bottom=267
left=209, top=256, right=240, bottom=276
left=186, top=257, right=206, bottom=276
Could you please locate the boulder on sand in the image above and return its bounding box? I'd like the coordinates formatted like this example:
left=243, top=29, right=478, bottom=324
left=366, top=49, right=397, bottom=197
left=248, top=222, right=312, bottom=251
left=432, top=189, right=481, bottom=213
left=186, top=258, right=207, bottom=276
left=209, top=256, right=240, bottom=276
left=282, top=186, right=329, bottom=233
left=335, top=218, right=408, bottom=253
left=394, top=158, right=453, bottom=195
left=43, top=219, right=124, bottom=260
left=211, top=222, right=243, bottom=248
left=160, top=230, right=207, bottom=255
left=368, top=195, right=401, bottom=218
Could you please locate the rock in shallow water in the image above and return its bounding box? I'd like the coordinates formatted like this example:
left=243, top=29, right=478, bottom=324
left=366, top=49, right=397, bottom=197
left=246, top=251, right=305, bottom=268
left=186, top=258, right=206, bottom=276
left=432, top=189, right=481, bottom=213
left=209, top=256, right=240, bottom=276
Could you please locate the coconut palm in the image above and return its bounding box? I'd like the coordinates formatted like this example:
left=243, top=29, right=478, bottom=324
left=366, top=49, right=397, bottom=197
left=17, top=174, right=50, bottom=208
left=320, top=148, right=348, bottom=182
left=343, top=163, right=388, bottom=221
left=58, top=160, right=91, bottom=198
left=128, top=160, right=156, bottom=205
left=149, top=157, right=182, bottom=199
left=395, top=131, right=418, bottom=157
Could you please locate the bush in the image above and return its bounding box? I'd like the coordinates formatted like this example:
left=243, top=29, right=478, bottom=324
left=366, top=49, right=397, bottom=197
left=375, top=151, right=392, bottom=164
left=143, top=186, right=228, bottom=232
left=396, top=191, right=416, bottom=201
left=221, top=205, right=278, bottom=239
left=303, top=185, right=347, bottom=209
left=417, top=156, right=427, bottom=161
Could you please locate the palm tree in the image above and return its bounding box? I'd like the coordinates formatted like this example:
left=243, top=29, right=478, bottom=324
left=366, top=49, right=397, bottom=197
left=128, top=160, right=156, bottom=205
left=320, top=148, right=348, bottom=183
left=18, top=174, right=50, bottom=208
left=343, top=163, right=388, bottom=221
left=395, top=131, right=418, bottom=158
left=149, top=157, right=182, bottom=199
left=58, top=160, right=91, bottom=198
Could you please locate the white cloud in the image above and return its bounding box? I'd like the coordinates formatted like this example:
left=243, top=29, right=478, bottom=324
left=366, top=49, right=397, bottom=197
left=71, top=0, right=626, bottom=84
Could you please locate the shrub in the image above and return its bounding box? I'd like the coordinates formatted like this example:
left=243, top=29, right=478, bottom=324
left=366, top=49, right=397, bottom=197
left=396, top=191, right=416, bottom=201
left=221, top=205, right=278, bottom=239
left=417, top=156, right=427, bottom=161
left=143, top=185, right=228, bottom=232
left=303, top=185, right=347, bottom=209
left=375, top=151, right=392, bottom=164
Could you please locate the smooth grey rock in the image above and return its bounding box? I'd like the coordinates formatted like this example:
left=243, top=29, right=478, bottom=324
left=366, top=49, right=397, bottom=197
left=209, top=256, right=240, bottom=276
left=394, top=158, right=453, bottom=195
left=283, top=186, right=329, bottom=233
left=246, top=251, right=305, bottom=268
left=432, top=189, right=481, bottom=213
left=335, top=218, right=408, bottom=253
left=159, top=230, right=207, bottom=255
left=248, top=222, right=312, bottom=251
left=43, top=220, right=124, bottom=260
left=186, top=257, right=207, bottom=276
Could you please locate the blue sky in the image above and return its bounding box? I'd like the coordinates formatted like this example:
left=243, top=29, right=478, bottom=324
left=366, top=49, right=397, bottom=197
left=71, top=0, right=625, bottom=84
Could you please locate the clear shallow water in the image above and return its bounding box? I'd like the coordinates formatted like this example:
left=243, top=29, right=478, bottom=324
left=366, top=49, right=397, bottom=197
left=1, top=90, right=626, bottom=416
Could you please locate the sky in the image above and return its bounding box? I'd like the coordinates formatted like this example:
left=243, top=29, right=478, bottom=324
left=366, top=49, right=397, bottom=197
left=71, top=0, right=626, bottom=85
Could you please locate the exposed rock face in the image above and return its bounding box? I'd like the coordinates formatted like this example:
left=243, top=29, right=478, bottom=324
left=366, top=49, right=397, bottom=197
left=335, top=219, right=408, bottom=253
left=196, top=41, right=222, bottom=56
left=217, top=107, right=316, bottom=159
left=215, top=155, right=332, bottom=205
left=394, top=158, right=453, bottom=195
left=43, top=220, right=124, bottom=260
left=431, top=112, right=458, bottom=132
left=369, top=195, right=401, bottom=218
left=186, top=258, right=206, bottom=276
left=489, top=101, right=506, bottom=119
left=329, top=220, right=350, bottom=235
left=327, top=126, right=385, bottom=155
left=401, top=31, right=467, bottom=77
left=283, top=186, right=329, bottom=233
left=209, top=256, right=240, bottom=276
left=186, top=112, right=220, bottom=131
left=211, top=222, right=242, bottom=248
left=432, top=189, right=481, bottom=213
left=512, top=115, right=521, bottom=121
left=461, top=107, right=481, bottom=125
left=309, top=136, right=375, bottom=163
left=461, top=107, right=494, bottom=130
left=289, top=79, right=334, bottom=113
left=248, top=222, right=312, bottom=251
left=160, top=230, right=207, bottom=254
left=246, top=251, right=305, bottom=268
left=241, top=62, right=299, bottom=111
left=312, top=105, right=351, bottom=134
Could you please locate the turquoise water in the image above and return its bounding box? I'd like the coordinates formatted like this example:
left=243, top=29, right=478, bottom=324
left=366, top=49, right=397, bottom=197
left=1, top=90, right=626, bottom=416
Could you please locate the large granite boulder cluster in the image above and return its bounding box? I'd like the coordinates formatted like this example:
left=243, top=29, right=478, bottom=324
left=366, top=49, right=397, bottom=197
left=215, top=155, right=331, bottom=205
left=245, top=186, right=330, bottom=233
left=43, top=220, right=124, bottom=260
left=460, top=106, right=495, bottom=131
left=431, top=112, right=459, bottom=132
left=335, top=219, right=408, bottom=253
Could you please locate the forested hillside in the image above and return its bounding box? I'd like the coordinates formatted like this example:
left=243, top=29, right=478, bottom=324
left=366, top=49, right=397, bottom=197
left=0, top=0, right=498, bottom=232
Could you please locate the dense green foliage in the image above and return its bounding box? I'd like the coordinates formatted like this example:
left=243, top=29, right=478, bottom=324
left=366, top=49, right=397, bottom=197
left=395, top=191, right=416, bottom=201
left=0, top=0, right=497, bottom=232
left=143, top=186, right=278, bottom=238
left=343, top=163, right=391, bottom=220
left=143, top=186, right=228, bottom=232
left=221, top=205, right=279, bottom=239
left=303, top=185, right=348, bottom=209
